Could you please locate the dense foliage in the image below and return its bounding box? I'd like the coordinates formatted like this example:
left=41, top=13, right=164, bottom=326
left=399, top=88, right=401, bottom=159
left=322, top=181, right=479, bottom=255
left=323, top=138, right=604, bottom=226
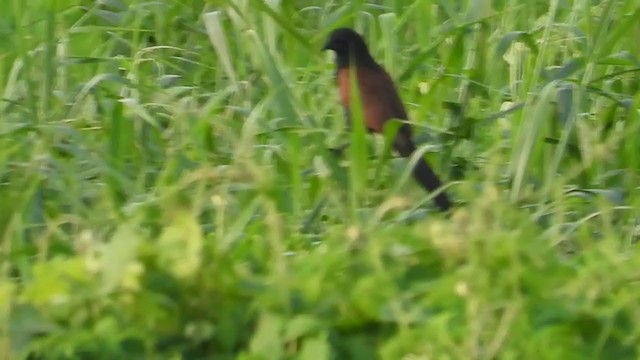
left=1, top=0, right=639, bottom=359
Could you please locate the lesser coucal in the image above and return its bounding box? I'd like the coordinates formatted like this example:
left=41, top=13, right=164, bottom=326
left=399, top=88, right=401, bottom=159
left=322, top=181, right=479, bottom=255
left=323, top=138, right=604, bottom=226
left=322, top=27, right=452, bottom=212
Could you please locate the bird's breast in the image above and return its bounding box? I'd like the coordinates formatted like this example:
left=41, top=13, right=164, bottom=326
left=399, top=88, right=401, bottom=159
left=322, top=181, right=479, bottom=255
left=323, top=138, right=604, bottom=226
left=337, top=67, right=403, bottom=133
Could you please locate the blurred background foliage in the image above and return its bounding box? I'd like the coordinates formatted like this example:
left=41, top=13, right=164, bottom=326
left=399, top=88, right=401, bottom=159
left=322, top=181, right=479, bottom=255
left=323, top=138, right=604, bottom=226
left=1, top=0, right=639, bottom=358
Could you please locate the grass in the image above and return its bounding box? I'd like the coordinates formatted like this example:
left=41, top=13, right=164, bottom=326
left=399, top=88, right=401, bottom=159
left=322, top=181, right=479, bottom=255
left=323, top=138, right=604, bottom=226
left=1, top=0, right=640, bottom=358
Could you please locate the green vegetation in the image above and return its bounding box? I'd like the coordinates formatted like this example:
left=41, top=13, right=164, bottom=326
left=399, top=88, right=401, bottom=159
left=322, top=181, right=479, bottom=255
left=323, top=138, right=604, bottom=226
left=1, top=0, right=640, bottom=358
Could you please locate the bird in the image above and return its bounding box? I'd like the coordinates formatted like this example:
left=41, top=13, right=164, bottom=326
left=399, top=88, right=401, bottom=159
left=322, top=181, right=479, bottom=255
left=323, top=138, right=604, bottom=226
left=322, top=27, right=452, bottom=212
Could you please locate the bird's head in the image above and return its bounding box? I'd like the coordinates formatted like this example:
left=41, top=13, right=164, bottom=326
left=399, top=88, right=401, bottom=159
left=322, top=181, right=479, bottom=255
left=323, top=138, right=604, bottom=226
left=322, top=27, right=371, bottom=59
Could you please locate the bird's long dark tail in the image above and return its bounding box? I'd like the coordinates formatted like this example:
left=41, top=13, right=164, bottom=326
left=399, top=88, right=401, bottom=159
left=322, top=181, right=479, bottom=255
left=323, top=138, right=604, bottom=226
left=394, top=133, right=452, bottom=212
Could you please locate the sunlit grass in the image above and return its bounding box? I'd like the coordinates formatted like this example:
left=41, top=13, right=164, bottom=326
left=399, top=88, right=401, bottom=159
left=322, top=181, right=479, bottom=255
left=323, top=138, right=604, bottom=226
left=1, top=0, right=640, bottom=359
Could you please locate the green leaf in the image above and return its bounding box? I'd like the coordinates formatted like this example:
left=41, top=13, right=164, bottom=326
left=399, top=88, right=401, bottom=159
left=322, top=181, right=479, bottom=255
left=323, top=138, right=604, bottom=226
left=496, top=31, right=539, bottom=58
left=297, top=334, right=330, bottom=360
left=283, top=315, right=320, bottom=341
left=249, top=312, right=283, bottom=359
left=542, top=57, right=586, bottom=80
left=101, top=223, right=142, bottom=294
left=202, top=11, right=239, bottom=89
left=157, top=208, right=203, bottom=279
left=9, top=304, right=56, bottom=356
